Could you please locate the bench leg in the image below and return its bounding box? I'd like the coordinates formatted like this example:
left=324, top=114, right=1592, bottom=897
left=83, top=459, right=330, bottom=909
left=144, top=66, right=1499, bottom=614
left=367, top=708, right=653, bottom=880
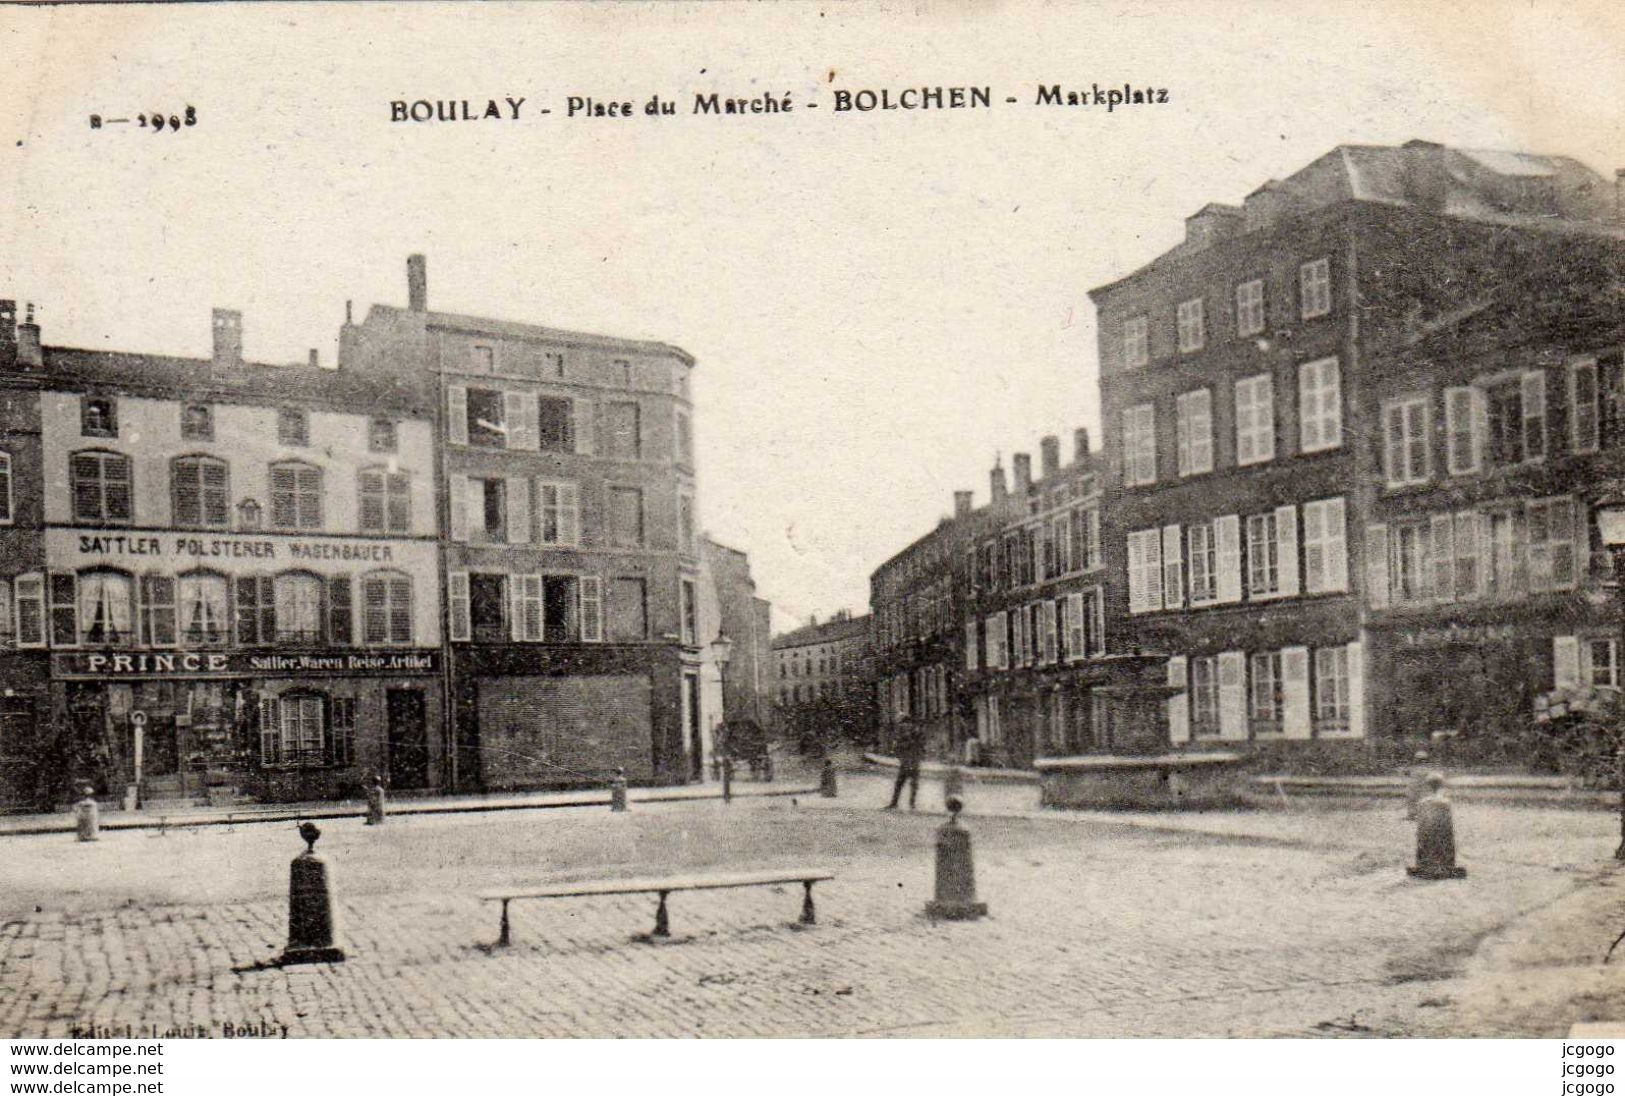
left=497, top=899, right=512, bottom=949
left=653, top=891, right=670, bottom=938
left=800, top=881, right=816, bottom=926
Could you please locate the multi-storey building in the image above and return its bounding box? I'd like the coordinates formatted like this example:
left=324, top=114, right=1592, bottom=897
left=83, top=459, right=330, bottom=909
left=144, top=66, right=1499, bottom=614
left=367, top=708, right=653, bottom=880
left=0, top=300, right=445, bottom=807
left=871, top=508, right=965, bottom=756
left=342, top=256, right=704, bottom=789
left=772, top=610, right=873, bottom=745
left=1092, top=140, right=1625, bottom=762
left=699, top=535, right=773, bottom=730
left=960, top=431, right=1111, bottom=767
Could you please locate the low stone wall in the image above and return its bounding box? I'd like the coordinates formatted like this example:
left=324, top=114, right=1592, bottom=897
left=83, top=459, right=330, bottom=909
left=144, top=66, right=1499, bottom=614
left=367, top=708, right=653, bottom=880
left=1034, top=754, right=1248, bottom=810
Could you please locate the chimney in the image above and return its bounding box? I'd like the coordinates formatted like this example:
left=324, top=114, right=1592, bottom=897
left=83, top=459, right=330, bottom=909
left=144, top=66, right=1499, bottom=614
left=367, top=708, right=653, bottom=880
left=1184, top=203, right=1244, bottom=248
left=1013, top=452, right=1032, bottom=494
left=990, top=458, right=1007, bottom=501
left=17, top=303, right=42, bottom=371
left=1073, top=427, right=1091, bottom=462
left=308, top=348, right=320, bottom=368
left=953, top=490, right=973, bottom=518
left=211, top=308, right=243, bottom=367
left=0, top=300, right=15, bottom=367
left=1040, top=435, right=1060, bottom=478
left=407, top=254, right=427, bottom=312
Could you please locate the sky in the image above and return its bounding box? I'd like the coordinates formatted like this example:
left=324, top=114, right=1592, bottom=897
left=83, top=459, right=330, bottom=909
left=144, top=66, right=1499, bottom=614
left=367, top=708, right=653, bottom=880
left=1, top=0, right=1621, bottom=632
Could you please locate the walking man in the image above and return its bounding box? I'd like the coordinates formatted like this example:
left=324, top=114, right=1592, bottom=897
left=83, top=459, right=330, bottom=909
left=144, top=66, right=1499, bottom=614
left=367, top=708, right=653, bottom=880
left=886, top=719, right=924, bottom=810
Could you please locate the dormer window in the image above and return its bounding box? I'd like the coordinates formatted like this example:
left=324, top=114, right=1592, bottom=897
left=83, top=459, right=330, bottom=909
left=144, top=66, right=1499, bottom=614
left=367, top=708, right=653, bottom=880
left=278, top=408, right=309, bottom=447
left=181, top=404, right=214, bottom=441
left=368, top=418, right=398, bottom=453
left=81, top=396, right=117, bottom=438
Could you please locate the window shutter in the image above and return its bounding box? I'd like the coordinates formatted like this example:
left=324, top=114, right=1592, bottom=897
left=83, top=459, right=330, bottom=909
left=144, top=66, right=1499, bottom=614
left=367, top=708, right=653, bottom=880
left=447, top=385, right=468, bottom=445
left=1554, top=635, right=1580, bottom=689
left=506, top=477, right=531, bottom=544
left=580, top=576, right=602, bottom=642
left=1145, top=530, right=1164, bottom=611
left=1127, top=531, right=1145, bottom=614
left=14, top=573, right=44, bottom=649
left=965, top=620, right=979, bottom=671
left=447, top=571, right=471, bottom=642
left=1161, top=525, right=1184, bottom=609
left=449, top=474, right=470, bottom=542
left=1522, top=370, right=1547, bottom=460
left=1065, top=592, right=1084, bottom=662
left=1275, top=504, right=1299, bottom=596
left=1346, top=641, right=1366, bottom=738
left=1430, top=513, right=1456, bottom=601
left=1217, top=650, right=1247, bottom=740
left=1282, top=646, right=1311, bottom=739
left=1090, top=590, right=1105, bottom=655
left=1324, top=498, right=1348, bottom=593
left=1365, top=524, right=1390, bottom=609
left=1215, top=515, right=1242, bottom=604
left=507, top=574, right=524, bottom=641
left=573, top=398, right=595, bottom=455
left=1167, top=655, right=1190, bottom=744
left=1303, top=503, right=1326, bottom=593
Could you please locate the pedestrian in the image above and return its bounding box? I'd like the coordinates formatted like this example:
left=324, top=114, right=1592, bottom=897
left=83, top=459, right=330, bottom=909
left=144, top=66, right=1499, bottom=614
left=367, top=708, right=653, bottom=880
left=886, top=720, right=924, bottom=810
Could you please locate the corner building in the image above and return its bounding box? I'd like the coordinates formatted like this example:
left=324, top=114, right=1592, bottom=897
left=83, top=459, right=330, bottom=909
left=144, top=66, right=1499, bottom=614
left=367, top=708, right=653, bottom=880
left=1093, top=140, right=1625, bottom=762
left=3, top=304, right=444, bottom=805
left=342, top=257, right=702, bottom=789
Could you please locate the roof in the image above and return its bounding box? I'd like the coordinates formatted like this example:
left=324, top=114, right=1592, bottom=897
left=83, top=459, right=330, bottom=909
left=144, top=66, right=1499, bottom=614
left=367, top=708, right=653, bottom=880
left=370, top=304, right=695, bottom=365
left=772, top=614, right=870, bottom=649
left=31, top=345, right=435, bottom=414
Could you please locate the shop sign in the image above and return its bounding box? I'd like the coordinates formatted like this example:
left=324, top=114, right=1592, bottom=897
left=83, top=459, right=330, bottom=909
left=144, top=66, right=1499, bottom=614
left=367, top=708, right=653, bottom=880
left=52, top=649, right=440, bottom=678
left=1399, top=623, right=1516, bottom=648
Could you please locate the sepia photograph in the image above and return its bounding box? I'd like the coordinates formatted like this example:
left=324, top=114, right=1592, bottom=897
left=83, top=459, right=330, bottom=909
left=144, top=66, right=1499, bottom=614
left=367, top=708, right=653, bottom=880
left=0, top=0, right=1623, bottom=1070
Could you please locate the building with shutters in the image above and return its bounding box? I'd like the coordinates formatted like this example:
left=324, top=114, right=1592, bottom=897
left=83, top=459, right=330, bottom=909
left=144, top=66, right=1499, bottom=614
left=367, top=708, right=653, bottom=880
left=1092, top=140, right=1625, bottom=763
left=958, top=431, right=1111, bottom=768
left=0, top=298, right=445, bottom=808
left=773, top=610, right=875, bottom=751
left=340, top=256, right=704, bottom=790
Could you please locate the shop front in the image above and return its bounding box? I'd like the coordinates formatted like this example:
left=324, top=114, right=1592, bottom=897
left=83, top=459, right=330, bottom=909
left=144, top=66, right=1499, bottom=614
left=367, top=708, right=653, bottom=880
left=51, top=649, right=444, bottom=804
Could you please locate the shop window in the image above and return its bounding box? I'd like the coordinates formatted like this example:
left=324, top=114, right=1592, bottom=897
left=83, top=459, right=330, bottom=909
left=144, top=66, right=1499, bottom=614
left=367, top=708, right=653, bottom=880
left=172, top=456, right=230, bottom=528
left=274, top=572, right=325, bottom=643
left=609, top=577, right=647, bottom=641
left=362, top=571, right=413, bottom=645
left=359, top=469, right=411, bottom=533
left=179, top=572, right=231, bottom=646
left=71, top=450, right=133, bottom=524
left=260, top=692, right=327, bottom=768
left=81, top=396, right=118, bottom=438
left=79, top=571, right=134, bottom=646
left=269, top=461, right=323, bottom=530
left=180, top=404, right=214, bottom=441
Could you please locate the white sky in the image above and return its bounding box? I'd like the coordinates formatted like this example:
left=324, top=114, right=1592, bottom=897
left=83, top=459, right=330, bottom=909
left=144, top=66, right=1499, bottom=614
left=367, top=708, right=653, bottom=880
left=1, top=0, right=1621, bottom=632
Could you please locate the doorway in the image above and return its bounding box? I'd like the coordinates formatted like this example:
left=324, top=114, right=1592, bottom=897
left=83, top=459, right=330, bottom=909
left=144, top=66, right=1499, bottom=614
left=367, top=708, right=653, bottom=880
left=683, top=671, right=702, bottom=781
left=387, top=688, right=430, bottom=789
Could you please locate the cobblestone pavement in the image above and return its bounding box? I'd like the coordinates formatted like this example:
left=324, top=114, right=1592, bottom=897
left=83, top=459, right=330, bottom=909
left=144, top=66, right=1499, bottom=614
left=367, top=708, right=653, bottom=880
left=1, top=780, right=1618, bottom=1038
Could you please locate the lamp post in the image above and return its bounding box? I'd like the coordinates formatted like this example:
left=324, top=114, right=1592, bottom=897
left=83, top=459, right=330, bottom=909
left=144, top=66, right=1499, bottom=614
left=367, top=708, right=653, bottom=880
left=710, top=633, right=734, bottom=790
left=1593, top=496, right=1625, bottom=859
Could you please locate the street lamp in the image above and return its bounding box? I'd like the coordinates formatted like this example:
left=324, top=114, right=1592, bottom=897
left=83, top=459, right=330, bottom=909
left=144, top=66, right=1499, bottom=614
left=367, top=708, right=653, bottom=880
left=1594, top=494, right=1625, bottom=859
left=710, top=633, right=735, bottom=796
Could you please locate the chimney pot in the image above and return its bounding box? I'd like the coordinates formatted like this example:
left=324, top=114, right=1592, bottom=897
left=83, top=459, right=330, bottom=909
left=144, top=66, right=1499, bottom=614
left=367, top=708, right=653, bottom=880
left=1073, top=427, right=1091, bottom=462
left=345, top=300, right=354, bottom=325
left=211, top=308, right=243, bottom=368
left=953, top=490, right=973, bottom=518
left=990, top=459, right=1007, bottom=501
left=1040, top=435, right=1060, bottom=477
left=308, top=349, right=320, bottom=368
left=1013, top=452, right=1033, bottom=493
left=16, top=302, right=41, bottom=371
left=407, top=254, right=428, bottom=312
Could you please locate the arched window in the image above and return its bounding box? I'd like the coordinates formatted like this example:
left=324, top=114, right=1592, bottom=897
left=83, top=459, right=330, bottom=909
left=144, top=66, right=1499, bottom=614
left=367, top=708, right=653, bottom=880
left=268, top=461, right=322, bottom=530
left=78, top=570, right=135, bottom=646
left=171, top=455, right=230, bottom=528
left=177, top=570, right=230, bottom=647
left=358, top=467, right=411, bottom=533
left=274, top=571, right=325, bottom=644
left=361, top=570, right=413, bottom=645
left=70, top=450, right=133, bottom=524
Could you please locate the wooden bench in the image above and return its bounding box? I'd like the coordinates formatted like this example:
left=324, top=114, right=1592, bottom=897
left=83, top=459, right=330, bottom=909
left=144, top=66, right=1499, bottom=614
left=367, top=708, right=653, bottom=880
left=478, top=868, right=835, bottom=947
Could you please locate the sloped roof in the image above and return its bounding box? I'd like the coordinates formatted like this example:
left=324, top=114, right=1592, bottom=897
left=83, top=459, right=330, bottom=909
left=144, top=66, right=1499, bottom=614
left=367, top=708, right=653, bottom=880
left=369, top=304, right=694, bottom=365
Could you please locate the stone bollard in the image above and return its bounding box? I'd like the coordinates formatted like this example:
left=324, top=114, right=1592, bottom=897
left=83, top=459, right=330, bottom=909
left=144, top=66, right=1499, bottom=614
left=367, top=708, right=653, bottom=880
left=364, top=775, right=386, bottom=826
left=1404, top=750, right=1431, bottom=820
left=818, top=758, right=838, bottom=799
left=925, top=797, right=988, bottom=921
left=281, top=822, right=346, bottom=965
left=943, top=764, right=965, bottom=805
left=74, top=784, right=99, bottom=843
left=722, top=758, right=734, bottom=804
left=610, top=767, right=628, bottom=813
left=1407, top=773, right=1467, bottom=880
